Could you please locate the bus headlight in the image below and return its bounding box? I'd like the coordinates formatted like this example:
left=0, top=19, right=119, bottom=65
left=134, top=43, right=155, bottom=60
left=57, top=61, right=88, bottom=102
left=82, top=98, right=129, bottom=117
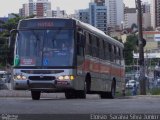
left=58, top=76, right=64, bottom=80
left=14, top=75, right=27, bottom=80
left=58, top=75, right=74, bottom=80
left=64, top=76, right=70, bottom=80
left=16, top=75, right=21, bottom=80
left=22, top=75, right=27, bottom=80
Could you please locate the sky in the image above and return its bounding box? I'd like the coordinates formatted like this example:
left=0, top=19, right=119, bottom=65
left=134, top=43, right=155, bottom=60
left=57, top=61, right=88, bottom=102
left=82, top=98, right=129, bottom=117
left=0, top=0, right=149, bottom=17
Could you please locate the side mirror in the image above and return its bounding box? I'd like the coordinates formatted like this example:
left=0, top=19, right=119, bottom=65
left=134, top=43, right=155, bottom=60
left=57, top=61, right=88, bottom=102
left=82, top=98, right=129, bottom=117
left=9, top=29, right=18, bottom=48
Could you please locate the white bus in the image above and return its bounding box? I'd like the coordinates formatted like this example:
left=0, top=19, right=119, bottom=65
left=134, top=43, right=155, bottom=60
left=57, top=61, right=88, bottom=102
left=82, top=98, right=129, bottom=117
left=10, top=18, right=125, bottom=100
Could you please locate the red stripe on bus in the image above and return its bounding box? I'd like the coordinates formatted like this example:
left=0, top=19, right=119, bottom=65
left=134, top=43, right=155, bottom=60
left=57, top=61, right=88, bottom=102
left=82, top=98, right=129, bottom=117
left=77, top=59, right=125, bottom=78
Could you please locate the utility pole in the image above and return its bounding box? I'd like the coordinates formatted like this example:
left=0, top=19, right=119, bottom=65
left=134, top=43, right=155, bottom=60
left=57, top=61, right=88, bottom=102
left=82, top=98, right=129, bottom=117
left=136, top=0, right=146, bottom=95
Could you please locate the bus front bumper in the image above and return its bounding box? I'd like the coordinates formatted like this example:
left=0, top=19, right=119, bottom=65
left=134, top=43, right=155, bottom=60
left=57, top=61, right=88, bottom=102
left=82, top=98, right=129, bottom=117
left=13, top=80, right=73, bottom=91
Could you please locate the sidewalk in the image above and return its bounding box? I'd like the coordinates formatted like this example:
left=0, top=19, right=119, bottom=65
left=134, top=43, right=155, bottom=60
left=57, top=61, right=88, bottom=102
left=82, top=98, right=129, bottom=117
left=129, top=94, right=160, bottom=99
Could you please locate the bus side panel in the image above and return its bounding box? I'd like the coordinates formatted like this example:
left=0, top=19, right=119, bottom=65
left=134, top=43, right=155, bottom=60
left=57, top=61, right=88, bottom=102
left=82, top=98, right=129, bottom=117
left=99, top=60, right=112, bottom=92
left=75, top=56, right=86, bottom=91
left=83, top=56, right=107, bottom=92
left=110, top=64, right=125, bottom=93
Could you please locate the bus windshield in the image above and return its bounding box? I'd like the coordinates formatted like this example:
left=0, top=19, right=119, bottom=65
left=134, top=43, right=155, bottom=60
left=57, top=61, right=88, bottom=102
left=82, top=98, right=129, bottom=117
left=15, top=29, right=74, bottom=67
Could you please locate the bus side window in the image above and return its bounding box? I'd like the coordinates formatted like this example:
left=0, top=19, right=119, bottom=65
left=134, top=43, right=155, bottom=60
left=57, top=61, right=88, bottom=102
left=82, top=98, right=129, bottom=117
left=85, top=32, right=91, bottom=55
left=104, top=42, right=109, bottom=60
left=77, top=32, right=85, bottom=56
left=91, top=35, right=99, bottom=57
left=99, top=39, right=104, bottom=60
left=108, top=43, right=112, bottom=61
left=88, top=34, right=92, bottom=55
left=96, top=37, right=99, bottom=57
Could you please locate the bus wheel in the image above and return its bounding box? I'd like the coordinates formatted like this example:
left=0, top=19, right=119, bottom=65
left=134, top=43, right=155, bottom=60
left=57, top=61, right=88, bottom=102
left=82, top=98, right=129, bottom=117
left=65, top=90, right=76, bottom=99
left=76, top=90, right=86, bottom=99
left=31, top=91, right=41, bottom=100
left=85, top=75, right=91, bottom=93
left=100, top=92, right=109, bottom=99
left=76, top=81, right=87, bottom=99
left=100, top=82, right=116, bottom=99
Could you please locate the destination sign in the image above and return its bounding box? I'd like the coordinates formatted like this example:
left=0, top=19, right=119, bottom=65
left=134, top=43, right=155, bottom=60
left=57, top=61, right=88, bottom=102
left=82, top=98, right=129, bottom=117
left=18, top=18, right=75, bottom=29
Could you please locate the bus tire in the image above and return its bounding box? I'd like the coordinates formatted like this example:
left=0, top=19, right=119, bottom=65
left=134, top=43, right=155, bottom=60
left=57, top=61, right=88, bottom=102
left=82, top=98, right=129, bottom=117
left=76, top=81, right=87, bottom=99
left=85, top=74, right=91, bottom=93
left=31, top=91, right=41, bottom=100
left=65, top=90, right=76, bottom=99
left=100, top=80, right=116, bottom=99
left=76, top=90, right=86, bottom=99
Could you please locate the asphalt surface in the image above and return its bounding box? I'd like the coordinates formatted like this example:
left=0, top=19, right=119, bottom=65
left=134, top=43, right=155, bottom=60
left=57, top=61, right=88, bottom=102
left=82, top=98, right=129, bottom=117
left=1, top=90, right=160, bottom=120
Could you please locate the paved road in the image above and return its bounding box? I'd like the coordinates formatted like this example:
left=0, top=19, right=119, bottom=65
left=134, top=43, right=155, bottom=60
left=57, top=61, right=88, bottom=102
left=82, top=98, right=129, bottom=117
left=0, top=91, right=160, bottom=114
left=0, top=90, right=160, bottom=120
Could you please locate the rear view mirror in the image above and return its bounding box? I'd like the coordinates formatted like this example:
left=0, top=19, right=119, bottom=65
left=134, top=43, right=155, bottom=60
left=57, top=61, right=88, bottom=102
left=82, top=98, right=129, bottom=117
left=9, top=29, right=18, bottom=48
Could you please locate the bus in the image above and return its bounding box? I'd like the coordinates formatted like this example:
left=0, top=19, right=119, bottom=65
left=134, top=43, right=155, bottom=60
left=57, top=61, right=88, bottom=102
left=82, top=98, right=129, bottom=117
left=10, top=18, right=125, bottom=100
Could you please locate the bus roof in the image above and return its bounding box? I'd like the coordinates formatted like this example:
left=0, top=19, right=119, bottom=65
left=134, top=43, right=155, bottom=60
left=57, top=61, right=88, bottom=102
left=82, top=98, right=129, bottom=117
left=74, top=18, right=124, bottom=48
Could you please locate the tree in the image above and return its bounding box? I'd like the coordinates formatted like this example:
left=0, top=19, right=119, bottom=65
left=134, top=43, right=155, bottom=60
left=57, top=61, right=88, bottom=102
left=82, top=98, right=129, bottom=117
left=113, top=36, right=122, bottom=43
left=0, top=36, right=8, bottom=67
left=0, top=14, right=35, bottom=66
left=124, top=34, right=138, bottom=65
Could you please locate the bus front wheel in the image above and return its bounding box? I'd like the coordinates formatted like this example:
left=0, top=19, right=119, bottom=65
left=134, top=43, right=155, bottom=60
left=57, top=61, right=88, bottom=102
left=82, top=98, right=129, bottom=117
left=65, top=90, right=76, bottom=99
left=31, top=91, right=41, bottom=100
left=76, top=81, right=87, bottom=99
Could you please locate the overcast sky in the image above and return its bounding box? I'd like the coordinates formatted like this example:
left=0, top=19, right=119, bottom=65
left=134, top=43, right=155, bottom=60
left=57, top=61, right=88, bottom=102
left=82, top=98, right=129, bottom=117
left=0, top=0, right=149, bottom=17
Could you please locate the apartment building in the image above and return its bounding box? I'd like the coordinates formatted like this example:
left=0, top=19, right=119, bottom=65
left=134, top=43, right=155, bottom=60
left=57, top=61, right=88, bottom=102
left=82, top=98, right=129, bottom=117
left=151, top=0, right=160, bottom=29
left=106, top=0, right=124, bottom=30
left=19, top=0, right=51, bottom=17
left=78, top=0, right=108, bottom=33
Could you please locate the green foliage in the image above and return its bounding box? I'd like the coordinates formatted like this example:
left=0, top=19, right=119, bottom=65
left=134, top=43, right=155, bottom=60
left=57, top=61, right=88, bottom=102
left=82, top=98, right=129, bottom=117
left=113, top=36, right=122, bottom=43
left=149, top=88, right=160, bottom=95
left=0, top=14, right=35, bottom=66
left=124, top=35, right=138, bottom=65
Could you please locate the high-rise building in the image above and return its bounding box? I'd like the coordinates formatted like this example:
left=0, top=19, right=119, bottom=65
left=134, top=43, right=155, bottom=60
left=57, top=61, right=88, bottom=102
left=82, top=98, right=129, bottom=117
left=36, top=0, right=51, bottom=17
left=124, top=7, right=137, bottom=29
left=19, top=4, right=29, bottom=17
left=78, top=0, right=107, bottom=33
left=19, top=0, right=51, bottom=17
left=78, top=9, right=89, bottom=24
left=28, top=0, right=36, bottom=16
left=151, top=0, right=160, bottom=29
left=105, top=0, right=124, bottom=30
left=142, top=2, right=150, bottom=13
left=47, top=7, right=67, bottom=18
left=89, top=1, right=107, bottom=33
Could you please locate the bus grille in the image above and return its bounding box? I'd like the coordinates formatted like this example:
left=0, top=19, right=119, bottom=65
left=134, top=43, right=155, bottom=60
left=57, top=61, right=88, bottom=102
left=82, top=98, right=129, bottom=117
left=28, top=76, right=56, bottom=80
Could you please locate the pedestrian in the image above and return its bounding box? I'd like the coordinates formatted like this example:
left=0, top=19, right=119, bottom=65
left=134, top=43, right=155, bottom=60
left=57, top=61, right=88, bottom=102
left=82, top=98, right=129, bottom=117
left=132, top=83, right=137, bottom=96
